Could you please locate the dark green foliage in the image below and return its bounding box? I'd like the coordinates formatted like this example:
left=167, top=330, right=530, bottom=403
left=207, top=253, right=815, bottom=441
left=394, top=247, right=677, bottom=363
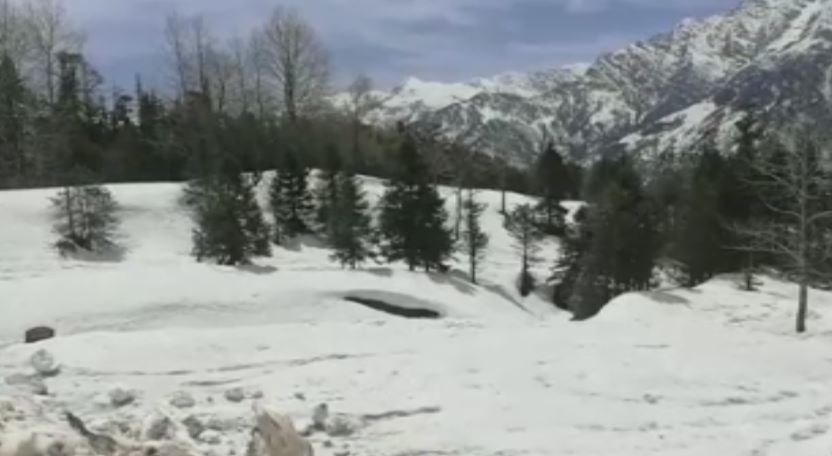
left=535, top=142, right=569, bottom=234
left=379, top=135, right=454, bottom=272
left=315, top=143, right=343, bottom=238
left=329, top=171, right=374, bottom=269
left=462, top=190, right=489, bottom=284
left=568, top=155, right=660, bottom=318
left=187, top=173, right=271, bottom=265
left=506, top=204, right=543, bottom=296
left=670, top=146, right=737, bottom=287
left=270, top=151, right=314, bottom=242
left=50, top=172, right=122, bottom=257
left=0, top=53, right=26, bottom=186
left=552, top=220, right=591, bottom=311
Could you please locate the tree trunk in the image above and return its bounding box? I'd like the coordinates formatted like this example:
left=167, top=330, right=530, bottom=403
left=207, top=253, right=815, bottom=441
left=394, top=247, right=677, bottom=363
left=797, top=281, right=808, bottom=333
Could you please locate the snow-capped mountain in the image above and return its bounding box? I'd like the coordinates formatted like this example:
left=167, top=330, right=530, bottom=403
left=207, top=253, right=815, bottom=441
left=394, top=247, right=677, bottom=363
left=359, top=0, right=832, bottom=166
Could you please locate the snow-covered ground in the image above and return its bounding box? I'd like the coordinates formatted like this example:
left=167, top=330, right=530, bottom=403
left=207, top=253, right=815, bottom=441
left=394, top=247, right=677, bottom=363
left=1, top=178, right=831, bottom=455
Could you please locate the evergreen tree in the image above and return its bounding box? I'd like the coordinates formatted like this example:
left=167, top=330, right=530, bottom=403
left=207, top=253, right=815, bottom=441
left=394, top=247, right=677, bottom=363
left=270, top=150, right=313, bottom=242
left=50, top=170, right=122, bottom=258
left=379, top=135, right=453, bottom=272
left=535, top=142, right=569, bottom=234
left=315, top=143, right=343, bottom=239
left=671, top=146, right=735, bottom=287
left=506, top=204, right=543, bottom=296
left=329, top=170, right=373, bottom=269
left=0, top=53, right=26, bottom=186
left=552, top=218, right=592, bottom=311
left=462, top=189, right=488, bottom=284
left=187, top=171, right=271, bottom=265
left=569, top=155, right=660, bottom=318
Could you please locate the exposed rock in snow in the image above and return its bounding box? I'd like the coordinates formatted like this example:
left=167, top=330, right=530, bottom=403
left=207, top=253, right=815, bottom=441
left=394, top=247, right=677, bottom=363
left=181, top=415, right=204, bottom=440
left=108, top=388, right=136, bottom=408
left=29, top=349, right=60, bottom=377
left=251, top=404, right=313, bottom=456
left=169, top=391, right=196, bottom=409
left=325, top=414, right=362, bottom=438
left=311, top=403, right=328, bottom=432
left=224, top=387, right=245, bottom=403
left=142, top=411, right=176, bottom=441
left=24, top=326, right=55, bottom=344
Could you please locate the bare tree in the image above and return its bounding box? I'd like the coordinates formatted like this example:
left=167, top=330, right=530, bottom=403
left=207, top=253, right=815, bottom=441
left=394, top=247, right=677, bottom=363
left=0, top=0, right=29, bottom=67
left=164, top=12, right=193, bottom=97
left=24, top=0, right=83, bottom=106
left=248, top=31, right=273, bottom=120
left=260, top=7, right=329, bottom=123
left=734, top=129, right=832, bottom=333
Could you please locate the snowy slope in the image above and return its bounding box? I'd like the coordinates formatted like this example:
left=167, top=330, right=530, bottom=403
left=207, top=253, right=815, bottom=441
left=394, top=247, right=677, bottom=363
left=353, top=0, right=832, bottom=165
left=1, top=179, right=832, bottom=456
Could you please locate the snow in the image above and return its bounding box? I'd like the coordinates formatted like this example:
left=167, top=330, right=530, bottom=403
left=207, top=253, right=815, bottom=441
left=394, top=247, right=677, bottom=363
left=1, top=178, right=832, bottom=455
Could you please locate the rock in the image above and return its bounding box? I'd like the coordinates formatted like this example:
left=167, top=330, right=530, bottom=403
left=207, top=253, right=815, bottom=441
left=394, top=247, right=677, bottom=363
left=326, top=415, right=361, bottom=437
left=252, top=390, right=264, bottom=399
left=224, top=387, right=245, bottom=403
left=25, top=326, right=55, bottom=344
left=30, top=349, right=61, bottom=377
left=198, top=429, right=222, bottom=445
left=169, top=391, right=196, bottom=409
left=182, top=415, right=204, bottom=439
left=143, top=411, right=176, bottom=440
left=311, top=403, right=329, bottom=432
left=109, top=388, right=136, bottom=407
left=253, top=404, right=314, bottom=456
left=5, top=373, right=48, bottom=395
left=294, top=392, right=306, bottom=401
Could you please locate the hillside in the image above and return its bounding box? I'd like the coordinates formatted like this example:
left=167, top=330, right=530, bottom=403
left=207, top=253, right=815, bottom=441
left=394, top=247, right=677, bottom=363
left=1, top=179, right=832, bottom=455
left=353, top=0, right=832, bottom=166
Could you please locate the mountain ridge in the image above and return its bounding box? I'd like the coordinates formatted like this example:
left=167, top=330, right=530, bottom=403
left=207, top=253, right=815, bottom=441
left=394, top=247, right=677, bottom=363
left=351, top=0, right=832, bottom=166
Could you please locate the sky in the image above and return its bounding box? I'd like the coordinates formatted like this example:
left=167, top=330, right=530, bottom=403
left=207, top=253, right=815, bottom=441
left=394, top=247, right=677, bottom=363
left=66, top=0, right=743, bottom=91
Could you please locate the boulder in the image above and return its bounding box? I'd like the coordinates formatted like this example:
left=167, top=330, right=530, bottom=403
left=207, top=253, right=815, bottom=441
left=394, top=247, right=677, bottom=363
left=30, top=349, right=61, bottom=377
left=143, top=411, right=176, bottom=440
left=180, top=415, right=203, bottom=440
left=169, top=391, right=196, bottom=409
left=109, top=388, right=137, bottom=407
left=224, top=387, right=245, bottom=403
left=252, top=404, right=314, bottom=456
left=25, top=326, right=55, bottom=344
left=311, top=403, right=329, bottom=432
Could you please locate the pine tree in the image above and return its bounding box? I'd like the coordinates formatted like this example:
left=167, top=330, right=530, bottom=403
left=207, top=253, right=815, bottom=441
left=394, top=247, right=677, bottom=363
left=315, top=143, right=343, bottom=239
left=552, top=218, right=591, bottom=311
left=506, top=204, right=543, bottom=296
left=671, top=146, right=734, bottom=287
left=535, top=142, right=569, bottom=234
left=270, top=151, right=313, bottom=242
left=462, top=189, right=488, bottom=284
left=188, top=172, right=271, bottom=265
left=50, top=170, right=122, bottom=258
left=330, top=170, right=373, bottom=269
left=0, top=53, right=26, bottom=186
left=569, top=155, right=660, bottom=318
left=379, top=135, right=453, bottom=272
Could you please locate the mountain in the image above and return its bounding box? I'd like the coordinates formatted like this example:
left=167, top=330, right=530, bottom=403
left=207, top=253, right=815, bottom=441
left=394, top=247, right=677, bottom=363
left=356, top=0, right=832, bottom=167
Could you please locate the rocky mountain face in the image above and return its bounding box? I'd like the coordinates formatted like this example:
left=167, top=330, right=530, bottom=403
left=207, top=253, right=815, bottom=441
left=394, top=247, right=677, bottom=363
left=360, top=0, right=832, bottom=167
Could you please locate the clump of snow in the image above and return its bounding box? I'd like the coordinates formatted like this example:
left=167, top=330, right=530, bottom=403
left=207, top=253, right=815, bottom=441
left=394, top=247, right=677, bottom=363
left=169, top=391, right=196, bottom=409
left=223, top=387, right=245, bottom=403
left=29, top=349, right=60, bottom=377
left=109, top=387, right=137, bottom=407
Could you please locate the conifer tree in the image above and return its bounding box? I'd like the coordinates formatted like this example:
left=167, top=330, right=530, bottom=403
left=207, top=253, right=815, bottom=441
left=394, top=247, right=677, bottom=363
left=535, top=142, right=569, bottom=234
left=270, top=150, right=313, bottom=242
left=671, top=146, right=734, bottom=287
left=315, top=143, right=342, bottom=239
left=462, top=189, right=488, bottom=284
left=50, top=169, right=122, bottom=258
left=0, top=53, right=26, bottom=185
left=379, top=135, right=453, bottom=272
left=188, top=168, right=271, bottom=266
left=569, top=155, right=660, bottom=318
left=506, top=204, right=543, bottom=296
left=330, top=170, right=373, bottom=269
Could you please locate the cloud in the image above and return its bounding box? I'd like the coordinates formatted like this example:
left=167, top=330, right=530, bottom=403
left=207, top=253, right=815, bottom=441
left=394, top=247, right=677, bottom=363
left=66, top=0, right=740, bottom=90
